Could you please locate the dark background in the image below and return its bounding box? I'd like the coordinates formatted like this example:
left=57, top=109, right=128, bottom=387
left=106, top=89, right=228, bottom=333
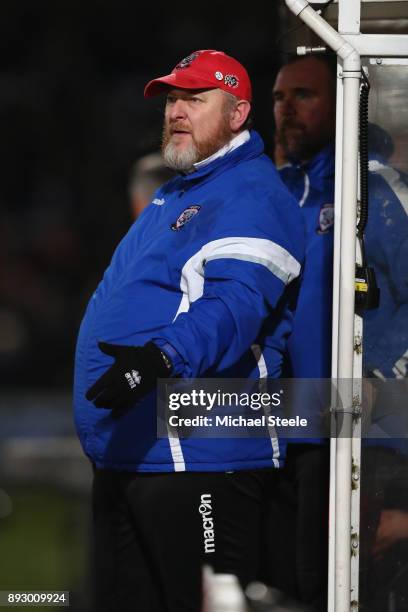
left=0, top=0, right=283, bottom=389
left=1, top=5, right=407, bottom=610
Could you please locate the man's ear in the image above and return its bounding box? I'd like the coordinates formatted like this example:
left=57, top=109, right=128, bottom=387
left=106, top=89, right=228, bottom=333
left=229, top=100, right=251, bottom=132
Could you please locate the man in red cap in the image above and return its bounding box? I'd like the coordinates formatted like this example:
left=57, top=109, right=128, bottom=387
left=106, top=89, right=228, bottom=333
left=145, top=50, right=253, bottom=172
left=75, top=49, right=305, bottom=611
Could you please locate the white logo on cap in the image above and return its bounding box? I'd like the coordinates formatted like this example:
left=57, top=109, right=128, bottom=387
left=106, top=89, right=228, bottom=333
left=215, top=71, right=223, bottom=81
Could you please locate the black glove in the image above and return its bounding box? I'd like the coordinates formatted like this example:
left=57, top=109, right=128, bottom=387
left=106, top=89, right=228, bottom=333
left=86, top=341, right=172, bottom=411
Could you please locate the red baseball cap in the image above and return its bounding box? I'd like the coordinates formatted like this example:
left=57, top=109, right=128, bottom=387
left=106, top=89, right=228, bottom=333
left=144, top=50, right=252, bottom=102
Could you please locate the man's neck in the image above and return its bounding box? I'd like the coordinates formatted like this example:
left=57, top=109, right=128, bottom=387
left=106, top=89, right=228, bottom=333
left=291, top=141, right=335, bottom=167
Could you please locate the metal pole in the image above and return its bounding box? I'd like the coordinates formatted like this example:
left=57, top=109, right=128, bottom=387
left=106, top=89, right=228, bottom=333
left=329, top=59, right=345, bottom=611
left=335, top=68, right=360, bottom=609
left=284, top=3, right=361, bottom=610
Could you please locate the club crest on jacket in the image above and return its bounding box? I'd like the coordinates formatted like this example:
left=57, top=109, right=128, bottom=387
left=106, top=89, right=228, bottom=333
left=317, top=203, right=334, bottom=234
left=171, top=205, right=201, bottom=231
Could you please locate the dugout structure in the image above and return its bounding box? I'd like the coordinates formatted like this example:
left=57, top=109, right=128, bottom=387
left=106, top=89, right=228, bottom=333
left=283, top=1, right=408, bottom=610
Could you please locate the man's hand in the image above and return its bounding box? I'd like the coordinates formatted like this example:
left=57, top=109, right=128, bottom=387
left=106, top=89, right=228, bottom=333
left=86, top=341, right=171, bottom=411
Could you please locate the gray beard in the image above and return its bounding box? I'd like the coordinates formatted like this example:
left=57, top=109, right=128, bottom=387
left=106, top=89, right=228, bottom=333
left=162, top=141, right=199, bottom=172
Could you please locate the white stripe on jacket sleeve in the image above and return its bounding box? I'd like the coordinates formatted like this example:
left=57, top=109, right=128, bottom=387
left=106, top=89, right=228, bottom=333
left=174, top=236, right=301, bottom=320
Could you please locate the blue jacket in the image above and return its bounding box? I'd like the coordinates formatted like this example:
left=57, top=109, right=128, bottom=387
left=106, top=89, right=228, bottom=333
left=364, top=158, right=408, bottom=378
left=279, top=145, right=335, bottom=380
left=278, top=143, right=408, bottom=444
left=273, top=146, right=335, bottom=440
left=74, top=131, right=305, bottom=472
left=279, top=145, right=408, bottom=379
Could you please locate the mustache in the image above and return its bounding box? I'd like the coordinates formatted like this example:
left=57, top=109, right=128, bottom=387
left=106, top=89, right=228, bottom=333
left=278, top=118, right=305, bottom=132
left=162, top=121, right=194, bottom=151
left=168, top=122, right=192, bottom=134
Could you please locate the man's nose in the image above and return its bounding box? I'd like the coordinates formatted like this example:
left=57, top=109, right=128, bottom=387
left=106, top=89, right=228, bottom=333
left=168, top=98, right=188, bottom=121
left=279, top=96, right=296, bottom=116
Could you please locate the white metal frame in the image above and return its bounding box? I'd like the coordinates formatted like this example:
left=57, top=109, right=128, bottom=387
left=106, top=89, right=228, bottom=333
left=284, top=1, right=408, bottom=610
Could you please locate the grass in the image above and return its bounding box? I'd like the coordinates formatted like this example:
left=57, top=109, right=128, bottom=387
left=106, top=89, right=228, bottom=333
left=0, top=485, right=91, bottom=611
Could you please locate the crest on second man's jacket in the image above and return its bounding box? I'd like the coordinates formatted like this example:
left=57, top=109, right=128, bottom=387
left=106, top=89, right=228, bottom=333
left=317, top=203, right=334, bottom=234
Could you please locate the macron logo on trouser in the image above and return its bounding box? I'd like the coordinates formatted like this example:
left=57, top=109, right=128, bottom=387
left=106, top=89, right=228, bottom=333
left=199, top=493, right=215, bottom=554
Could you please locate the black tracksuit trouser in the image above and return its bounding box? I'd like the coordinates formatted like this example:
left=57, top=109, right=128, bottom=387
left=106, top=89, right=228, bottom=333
left=92, top=467, right=276, bottom=612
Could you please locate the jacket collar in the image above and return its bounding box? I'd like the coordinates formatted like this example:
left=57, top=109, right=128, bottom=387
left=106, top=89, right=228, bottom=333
left=193, top=130, right=250, bottom=171
left=180, top=130, right=264, bottom=183
left=284, top=143, right=335, bottom=190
